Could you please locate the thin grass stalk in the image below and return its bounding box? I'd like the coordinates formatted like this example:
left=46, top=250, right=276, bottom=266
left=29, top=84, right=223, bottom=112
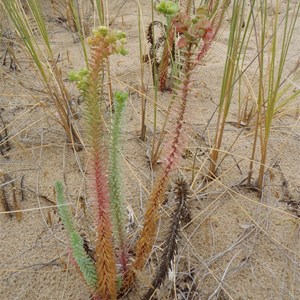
left=137, top=0, right=147, bottom=141
left=208, top=0, right=246, bottom=177
left=247, top=0, right=266, bottom=185
left=95, top=0, right=105, bottom=25
left=106, top=59, right=115, bottom=111
left=236, top=2, right=256, bottom=127
left=104, top=0, right=109, bottom=26
left=26, top=0, right=51, bottom=52
left=68, top=0, right=89, bottom=66
left=150, top=0, right=159, bottom=166
left=2, top=0, right=48, bottom=80
left=66, top=0, right=77, bottom=31
left=274, top=72, right=300, bottom=112
left=2, top=0, right=82, bottom=149
left=247, top=0, right=300, bottom=189
left=95, top=0, right=114, bottom=111
left=256, top=0, right=300, bottom=195
left=256, top=0, right=277, bottom=194
left=150, top=97, right=176, bottom=167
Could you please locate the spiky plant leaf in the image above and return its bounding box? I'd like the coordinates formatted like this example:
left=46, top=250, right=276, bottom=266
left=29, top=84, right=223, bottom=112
left=55, top=181, right=74, bottom=233
left=55, top=181, right=97, bottom=290
left=70, top=232, right=98, bottom=288
left=109, top=91, right=128, bottom=273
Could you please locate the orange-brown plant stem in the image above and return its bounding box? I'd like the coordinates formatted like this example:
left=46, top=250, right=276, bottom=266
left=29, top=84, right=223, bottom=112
left=93, top=155, right=117, bottom=299
left=121, top=44, right=193, bottom=293
left=143, top=178, right=190, bottom=300
left=158, top=21, right=175, bottom=91
left=86, top=36, right=118, bottom=299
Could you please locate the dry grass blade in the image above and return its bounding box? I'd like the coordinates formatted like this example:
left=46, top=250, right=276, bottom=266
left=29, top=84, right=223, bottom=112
left=1, top=0, right=82, bottom=150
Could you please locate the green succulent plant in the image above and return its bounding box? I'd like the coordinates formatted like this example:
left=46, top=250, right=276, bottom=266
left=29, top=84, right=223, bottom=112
left=156, top=0, right=179, bottom=16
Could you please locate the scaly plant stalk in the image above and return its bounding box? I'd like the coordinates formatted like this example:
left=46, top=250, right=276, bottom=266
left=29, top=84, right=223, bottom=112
left=143, top=178, right=190, bottom=300
left=109, top=91, right=129, bottom=274
left=84, top=27, right=127, bottom=299
left=55, top=181, right=98, bottom=292
left=2, top=0, right=82, bottom=150
left=87, top=55, right=117, bottom=299
left=184, top=0, right=193, bottom=15
left=66, top=27, right=128, bottom=298
left=121, top=8, right=212, bottom=292
left=134, top=43, right=192, bottom=268
left=65, top=26, right=128, bottom=299
left=122, top=46, right=193, bottom=292
left=150, top=1, right=226, bottom=166
left=155, top=1, right=179, bottom=91
left=158, top=20, right=176, bottom=91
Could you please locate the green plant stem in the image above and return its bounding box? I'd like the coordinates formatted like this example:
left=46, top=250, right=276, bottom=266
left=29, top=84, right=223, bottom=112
left=95, top=0, right=105, bottom=25
left=137, top=0, right=147, bottom=141
left=55, top=181, right=98, bottom=291
left=109, top=93, right=128, bottom=273
left=68, top=0, right=88, bottom=66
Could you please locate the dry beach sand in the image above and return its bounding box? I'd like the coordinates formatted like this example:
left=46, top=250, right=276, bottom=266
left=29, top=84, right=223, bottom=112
left=1, top=1, right=300, bottom=299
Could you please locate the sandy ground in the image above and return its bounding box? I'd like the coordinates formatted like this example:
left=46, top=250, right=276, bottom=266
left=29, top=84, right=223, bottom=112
left=1, top=1, right=300, bottom=299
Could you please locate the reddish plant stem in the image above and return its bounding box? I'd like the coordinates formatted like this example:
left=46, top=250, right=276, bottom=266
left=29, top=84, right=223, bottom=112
left=121, top=45, right=193, bottom=293
left=159, top=22, right=175, bottom=91
left=87, top=47, right=117, bottom=299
